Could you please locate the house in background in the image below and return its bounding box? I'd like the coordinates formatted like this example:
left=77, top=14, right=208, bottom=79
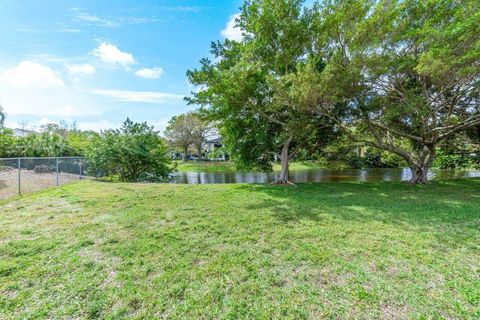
left=202, top=137, right=222, bottom=153
left=202, top=137, right=226, bottom=160
left=12, top=128, right=38, bottom=138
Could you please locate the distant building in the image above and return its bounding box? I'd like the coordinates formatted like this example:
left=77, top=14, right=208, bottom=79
left=12, top=128, right=38, bottom=138
left=202, top=137, right=222, bottom=153
left=202, top=137, right=226, bottom=160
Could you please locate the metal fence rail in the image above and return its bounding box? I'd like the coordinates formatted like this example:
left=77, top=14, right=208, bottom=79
left=0, top=157, right=87, bottom=200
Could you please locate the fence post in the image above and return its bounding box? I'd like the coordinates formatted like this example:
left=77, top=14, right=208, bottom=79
left=56, top=157, right=59, bottom=186
left=17, top=158, right=21, bottom=195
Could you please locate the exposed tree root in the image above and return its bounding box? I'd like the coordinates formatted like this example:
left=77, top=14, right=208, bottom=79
left=271, top=180, right=296, bottom=186
left=408, top=180, right=428, bottom=185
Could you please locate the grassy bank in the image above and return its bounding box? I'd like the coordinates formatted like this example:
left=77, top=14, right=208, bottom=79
left=175, top=160, right=325, bottom=172
left=1, top=180, right=479, bottom=319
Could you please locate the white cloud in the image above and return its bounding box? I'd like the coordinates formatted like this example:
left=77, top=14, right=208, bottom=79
left=66, top=63, right=96, bottom=75
left=60, top=28, right=81, bottom=33
left=1, top=60, right=64, bottom=88
left=76, top=13, right=161, bottom=28
left=134, top=67, right=164, bottom=79
left=91, top=43, right=135, bottom=67
left=150, top=119, right=170, bottom=133
left=164, top=6, right=202, bottom=13
left=90, top=89, right=184, bottom=103
left=4, top=120, right=21, bottom=130
left=0, top=61, right=102, bottom=118
left=77, top=120, right=118, bottom=132
left=77, top=13, right=119, bottom=28
left=221, top=14, right=243, bottom=42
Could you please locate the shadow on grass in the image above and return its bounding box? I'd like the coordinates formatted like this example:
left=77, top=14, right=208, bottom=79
left=235, top=179, right=480, bottom=229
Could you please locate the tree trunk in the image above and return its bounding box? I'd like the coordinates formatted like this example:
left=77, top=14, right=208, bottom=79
left=407, top=147, right=435, bottom=184
left=409, top=164, right=429, bottom=184
left=196, top=144, right=203, bottom=160
left=274, top=136, right=293, bottom=185
left=183, top=146, right=188, bottom=161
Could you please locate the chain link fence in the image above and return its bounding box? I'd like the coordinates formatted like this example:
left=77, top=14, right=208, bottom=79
left=0, top=157, right=87, bottom=200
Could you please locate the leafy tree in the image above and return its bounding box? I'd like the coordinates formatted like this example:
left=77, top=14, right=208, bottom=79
left=187, top=0, right=341, bottom=183
left=316, top=0, right=480, bottom=183
left=0, top=129, right=15, bottom=158
left=0, top=106, right=14, bottom=158
left=164, top=112, right=214, bottom=160
left=190, top=112, right=214, bottom=159
left=435, top=130, right=480, bottom=169
left=87, top=119, right=171, bottom=182
left=0, top=105, right=5, bottom=128
left=163, top=113, right=196, bottom=160
left=66, top=130, right=99, bottom=156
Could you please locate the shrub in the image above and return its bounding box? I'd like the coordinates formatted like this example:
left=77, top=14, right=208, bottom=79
left=13, top=132, right=76, bottom=157
left=0, top=128, right=16, bottom=158
left=86, top=119, right=172, bottom=182
left=435, top=149, right=478, bottom=169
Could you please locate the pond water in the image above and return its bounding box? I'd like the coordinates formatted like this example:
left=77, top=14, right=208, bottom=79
left=172, top=168, right=480, bottom=184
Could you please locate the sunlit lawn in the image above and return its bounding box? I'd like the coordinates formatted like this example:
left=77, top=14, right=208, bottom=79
left=0, top=180, right=479, bottom=319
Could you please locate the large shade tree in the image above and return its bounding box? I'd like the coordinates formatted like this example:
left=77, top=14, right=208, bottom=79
left=190, top=112, right=214, bottom=159
left=164, top=111, right=213, bottom=160
left=316, top=0, right=480, bottom=183
left=187, top=0, right=340, bottom=183
left=163, top=113, right=196, bottom=160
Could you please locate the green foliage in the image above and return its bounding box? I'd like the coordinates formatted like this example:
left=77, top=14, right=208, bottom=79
left=187, top=0, right=342, bottom=175
left=435, top=150, right=476, bottom=170
left=164, top=111, right=213, bottom=158
left=206, top=146, right=227, bottom=160
left=435, top=144, right=480, bottom=170
left=314, top=0, right=480, bottom=182
left=0, top=128, right=15, bottom=158
left=86, top=119, right=171, bottom=182
left=0, top=105, right=5, bottom=128
left=13, top=132, right=76, bottom=157
left=66, top=131, right=98, bottom=156
left=316, top=137, right=403, bottom=169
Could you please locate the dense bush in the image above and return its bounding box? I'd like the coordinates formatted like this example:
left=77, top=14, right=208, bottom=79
left=86, top=119, right=172, bottom=182
left=322, top=142, right=403, bottom=169
left=13, top=132, right=76, bottom=157
left=0, top=129, right=15, bottom=158
left=66, top=131, right=98, bottom=156
left=435, top=149, right=480, bottom=169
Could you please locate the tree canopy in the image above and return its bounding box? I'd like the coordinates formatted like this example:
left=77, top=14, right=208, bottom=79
left=315, top=0, right=480, bottom=183
left=187, top=0, right=342, bottom=183
left=164, top=111, right=214, bottom=160
left=87, top=119, right=171, bottom=182
left=187, top=0, right=480, bottom=184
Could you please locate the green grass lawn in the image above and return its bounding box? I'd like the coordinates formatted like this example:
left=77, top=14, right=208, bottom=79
left=1, top=180, right=479, bottom=319
left=175, top=160, right=324, bottom=172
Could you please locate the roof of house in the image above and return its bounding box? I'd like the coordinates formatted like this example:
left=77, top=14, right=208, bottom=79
left=12, top=128, right=38, bottom=136
left=206, top=137, right=221, bottom=144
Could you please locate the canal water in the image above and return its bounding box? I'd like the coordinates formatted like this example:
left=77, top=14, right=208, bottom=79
left=172, top=168, right=480, bottom=184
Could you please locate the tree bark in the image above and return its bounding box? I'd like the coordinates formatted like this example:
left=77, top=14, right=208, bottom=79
left=274, top=136, right=293, bottom=184
left=406, top=147, right=435, bottom=184
left=183, top=146, right=189, bottom=161
left=196, top=144, right=203, bottom=160
left=409, top=164, right=429, bottom=184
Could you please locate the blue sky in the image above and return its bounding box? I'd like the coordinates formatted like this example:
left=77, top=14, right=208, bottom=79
left=0, top=0, right=243, bottom=132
